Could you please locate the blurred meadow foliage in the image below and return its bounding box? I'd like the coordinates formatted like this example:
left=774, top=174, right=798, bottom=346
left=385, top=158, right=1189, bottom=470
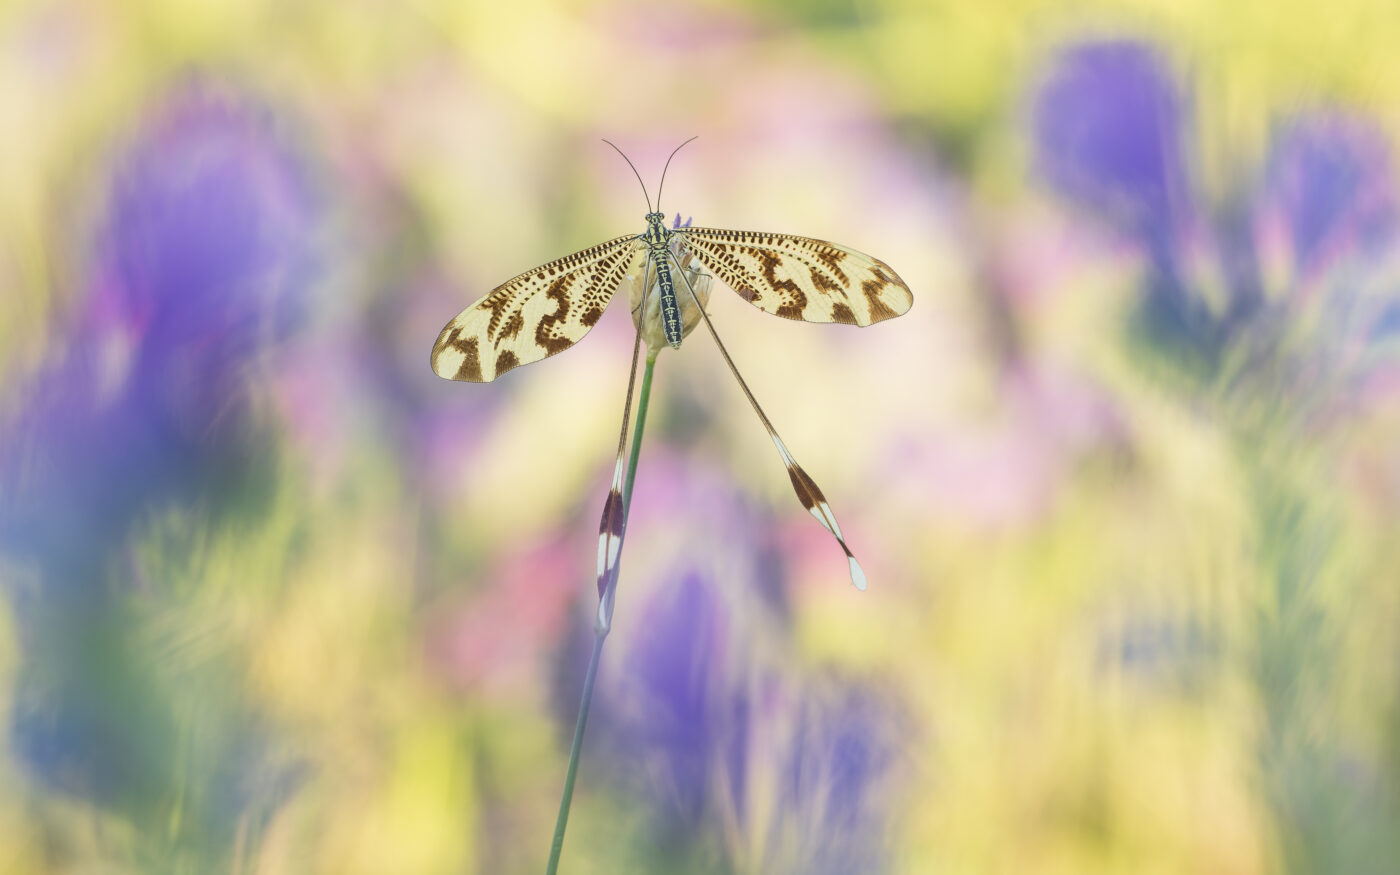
left=2, top=1, right=1400, bottom=873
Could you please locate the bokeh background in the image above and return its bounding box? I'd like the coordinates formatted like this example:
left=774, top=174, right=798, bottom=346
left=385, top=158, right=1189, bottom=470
left=3, top=1, right=1400, bottom=872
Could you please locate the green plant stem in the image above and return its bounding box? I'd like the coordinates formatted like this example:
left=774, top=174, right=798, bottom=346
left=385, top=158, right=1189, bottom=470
left=545, top=632, right=604, bottom=875
left=623, top=352, right=656, bottom=510
left=546, top=349, right=658, bottom=875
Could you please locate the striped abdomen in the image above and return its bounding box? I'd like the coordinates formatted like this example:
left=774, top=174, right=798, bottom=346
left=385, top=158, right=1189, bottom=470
left=652, top=248, right=683, bottom=348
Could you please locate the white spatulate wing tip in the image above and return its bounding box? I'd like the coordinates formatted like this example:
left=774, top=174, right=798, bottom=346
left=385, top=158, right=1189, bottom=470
left=849, top=556, right=868, bottom=591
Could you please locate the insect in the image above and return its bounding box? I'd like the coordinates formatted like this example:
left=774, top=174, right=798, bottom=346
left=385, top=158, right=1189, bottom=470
left=431, top=139, right=912, bottom=591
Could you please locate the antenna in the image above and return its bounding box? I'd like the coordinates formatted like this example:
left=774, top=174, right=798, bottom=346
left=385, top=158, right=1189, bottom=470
left=655, top=136, right=698, bottom=214
left=601, top=139, right=654, bottom=213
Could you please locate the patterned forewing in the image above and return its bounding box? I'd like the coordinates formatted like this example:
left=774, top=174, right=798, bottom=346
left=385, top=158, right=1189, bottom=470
left=432, top=236, right=643, bottom=382
left=675, top=228, right=912, bottom=326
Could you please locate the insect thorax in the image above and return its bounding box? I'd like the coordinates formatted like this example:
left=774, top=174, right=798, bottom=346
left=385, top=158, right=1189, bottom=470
left=642, top=212, right=671, bottom=248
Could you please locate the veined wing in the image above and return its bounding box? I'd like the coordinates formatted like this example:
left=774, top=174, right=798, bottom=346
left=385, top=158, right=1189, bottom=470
left=432, top=235, right=644, bottom=382
left=674, top=228, right=912, bottom=326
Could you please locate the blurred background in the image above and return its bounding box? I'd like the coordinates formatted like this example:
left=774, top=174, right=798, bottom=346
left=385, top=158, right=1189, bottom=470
left=2, top=1, right=1399, bottom=872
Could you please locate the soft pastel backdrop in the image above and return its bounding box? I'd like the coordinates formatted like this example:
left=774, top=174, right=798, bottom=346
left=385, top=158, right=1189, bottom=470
left=2, top=1, right=1399, bottom=873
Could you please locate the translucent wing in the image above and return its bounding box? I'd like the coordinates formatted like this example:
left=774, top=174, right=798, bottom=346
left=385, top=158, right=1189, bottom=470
left=674, top=228, right=912, bottom=326
left=432, top=235, right=644, bottom=382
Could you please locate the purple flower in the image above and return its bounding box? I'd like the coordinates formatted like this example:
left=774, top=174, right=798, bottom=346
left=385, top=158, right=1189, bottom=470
left=1033, top=39, right=1400, bottom=390
left=625, top=572, right=735, bottom=828
left=93, top=86, right=316, bottom=436
left=0, top=84, right=321, bottom=830
left=1031, top=39, right=1236, bottom=358
left=1250, top=114, right=1400, bottom=403
left=1095, top=608, right=1219, bottom=693
left=554, top=454, right=899, bottom=869
left=607, top=569, right=895, bottom=870
left=2, top=85, right=319, bottom=564
left=779, top=685, right=898, bottom=874
left=1033, top=40, right=1187, bottom=245
left=1259, top=113, right=1398, bottom=281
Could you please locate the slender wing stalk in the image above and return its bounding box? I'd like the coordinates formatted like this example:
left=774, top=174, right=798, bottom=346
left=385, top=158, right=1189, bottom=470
left=665, top=250, right=871, bottom=590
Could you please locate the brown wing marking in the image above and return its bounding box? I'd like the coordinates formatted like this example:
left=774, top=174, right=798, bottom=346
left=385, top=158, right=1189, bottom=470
left=431, top=235, right=643, bottom=382
left=675, top=228, right=912, bottom=326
